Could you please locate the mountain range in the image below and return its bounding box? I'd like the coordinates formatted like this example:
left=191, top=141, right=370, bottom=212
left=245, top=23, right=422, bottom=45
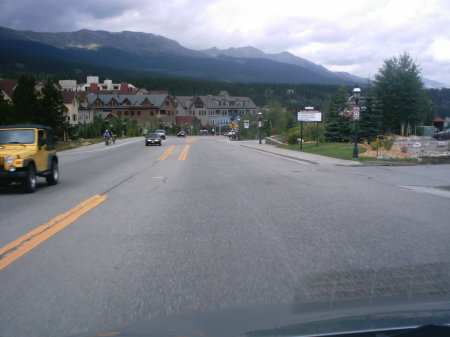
left=0, top=26, right=445, bottom=88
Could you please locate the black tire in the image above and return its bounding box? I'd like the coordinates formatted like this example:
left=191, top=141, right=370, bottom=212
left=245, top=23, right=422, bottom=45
left=22, top=164, right=37, bottom=193
left=159, top=143, right=162, bottom=146
left=46, top=159, right=59, bottom=185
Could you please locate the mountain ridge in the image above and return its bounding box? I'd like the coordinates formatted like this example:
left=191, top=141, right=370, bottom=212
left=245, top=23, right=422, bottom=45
left=201, top=46, right=367, bottom=84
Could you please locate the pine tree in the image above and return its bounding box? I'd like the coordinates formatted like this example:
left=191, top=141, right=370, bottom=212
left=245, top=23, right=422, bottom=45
left=36, top=79, right=67, bottom=131
left=325, top=86, right=352, bottom=142
left=12, top=74, right=38, bottom=123
left=359, top=84, right=383, bottom=142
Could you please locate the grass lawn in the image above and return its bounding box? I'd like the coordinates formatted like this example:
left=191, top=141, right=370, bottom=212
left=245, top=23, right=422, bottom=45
left=56, top=138, right=105, bottom=152
left=278, top=142, right=367, bottom=160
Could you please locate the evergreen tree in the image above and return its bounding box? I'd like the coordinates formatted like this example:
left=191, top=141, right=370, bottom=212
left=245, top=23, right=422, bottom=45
left=36, top=79, right=67, bottom=131
left=359, top=84, right=383, bottom=142
left=12, top=74, right=38, bottom=123
left=325, top=86, right=352, bottom=142
left=375, top=53, right=430, bottom=134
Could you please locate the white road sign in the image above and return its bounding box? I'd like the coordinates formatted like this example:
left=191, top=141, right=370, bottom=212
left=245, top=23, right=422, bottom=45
left=297, top=111, right=322, bottom=122
left=244, top=120, right=250, bottom=129
left=353, top=107, right=360, bottom=120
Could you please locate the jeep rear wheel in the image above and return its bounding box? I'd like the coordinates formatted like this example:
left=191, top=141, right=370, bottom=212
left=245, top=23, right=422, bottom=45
left=22, top=165, right=37, bottom=193
left=46, top=159, right=59, bottom=185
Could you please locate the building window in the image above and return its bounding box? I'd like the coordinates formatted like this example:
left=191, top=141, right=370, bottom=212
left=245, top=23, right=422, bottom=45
left=137, top=111, right=141, bottom=116
left=165, top=100, right=169, bottom=106
left=72, top=114, right=77, bottom=121
left=150, top=111, right=154, bottom=116
left=131, top=111, right=135, bottom=116
left=124, top=111, right=129, bottom=116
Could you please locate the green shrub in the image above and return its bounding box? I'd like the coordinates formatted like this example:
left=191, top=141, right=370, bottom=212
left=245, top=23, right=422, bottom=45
left=286, top=128, right=300, bottom=145
left=382, top=138, right=394, bottom=150
left=370, top=142, right=379, bottom=151
left=285, top=124, right=326, bottom=145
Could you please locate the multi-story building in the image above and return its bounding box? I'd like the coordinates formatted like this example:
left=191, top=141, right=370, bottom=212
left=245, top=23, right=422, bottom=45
left=59, top=76, right=137, bottom=93
left=79, top=93, right=177, bottom=127
left=176, top=91, right=258, bottom=128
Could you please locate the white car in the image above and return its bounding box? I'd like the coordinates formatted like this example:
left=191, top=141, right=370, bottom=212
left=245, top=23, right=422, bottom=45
left=155, top=129, right=166, bottom=140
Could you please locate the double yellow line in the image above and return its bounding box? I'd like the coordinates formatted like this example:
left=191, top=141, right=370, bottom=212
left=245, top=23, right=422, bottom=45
left=157, top=145, right=175, bottom=161
left=0, top=194, right=107, bottom=270
left=157, top=144, right=191, bottom=161
left=178, top=145, right=190, bottom=161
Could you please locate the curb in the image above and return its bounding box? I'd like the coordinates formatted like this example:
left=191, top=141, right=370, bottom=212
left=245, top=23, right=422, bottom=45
left=240, top=144, right=319, bottom=164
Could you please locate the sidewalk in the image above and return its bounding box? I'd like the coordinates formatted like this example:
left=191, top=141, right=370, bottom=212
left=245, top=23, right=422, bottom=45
left=236, top=140, right=361, bottom=166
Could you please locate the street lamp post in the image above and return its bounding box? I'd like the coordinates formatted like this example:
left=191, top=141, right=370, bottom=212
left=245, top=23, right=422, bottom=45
left=237, top=117, right=241, bottom=140
left=352, top=86, right=361, bottom=159
left=258, top=112, right=263, bottom=144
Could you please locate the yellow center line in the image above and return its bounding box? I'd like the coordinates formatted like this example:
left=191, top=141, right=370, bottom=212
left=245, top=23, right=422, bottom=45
left=178, top=144, right=190, bottom=161
left=187, top=137, right=198, bottom=143
left=0, top=194, right=107, bottom=271
left=157, top=145, right=175, bottom=161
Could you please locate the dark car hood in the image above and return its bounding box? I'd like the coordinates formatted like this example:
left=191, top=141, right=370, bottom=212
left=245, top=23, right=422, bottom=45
left=69, top=299, right=450, bottom=337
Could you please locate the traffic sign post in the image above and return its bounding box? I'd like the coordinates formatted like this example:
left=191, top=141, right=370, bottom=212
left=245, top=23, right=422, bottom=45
left=297, top=110, right=322, bottom=148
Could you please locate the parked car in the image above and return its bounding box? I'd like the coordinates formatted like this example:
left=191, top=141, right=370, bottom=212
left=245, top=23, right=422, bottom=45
left=228, top=130, right=239, bottom=139
left=155, top=129, right=166, bottom=140
left=145, top=133, right=162, bottom=146
left=0, top=124, right=59, bottom=193
left=433, top=128, right=450, bottom=140
left=177, top=131, right=186, bottom=137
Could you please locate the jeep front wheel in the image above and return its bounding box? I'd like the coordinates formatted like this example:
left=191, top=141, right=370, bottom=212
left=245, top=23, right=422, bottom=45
left=22, top=164, right=37, bottom=193
left=46, top=159, right=59, bottom=185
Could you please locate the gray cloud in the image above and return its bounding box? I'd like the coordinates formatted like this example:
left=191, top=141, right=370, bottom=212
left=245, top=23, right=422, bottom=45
left=0, top=0, right=137, bottom=31
left=1, top=0, right=449, bottom=85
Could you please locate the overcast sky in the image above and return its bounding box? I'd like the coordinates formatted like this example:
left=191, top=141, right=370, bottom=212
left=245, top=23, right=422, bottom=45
left=1, top=0, right=450, bottom=85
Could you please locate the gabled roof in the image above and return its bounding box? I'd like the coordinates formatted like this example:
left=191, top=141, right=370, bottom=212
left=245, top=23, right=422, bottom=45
left=176, top=96, right=194, bottom=109
left=0, top=79, right=18, bottom=100
left=96, top=111, right=115, bottom=120
left=195, top=95, right=257, bottom=109
left=147, top=94, right=169, bottom=107
left=86, top=93, right=170, bottom=107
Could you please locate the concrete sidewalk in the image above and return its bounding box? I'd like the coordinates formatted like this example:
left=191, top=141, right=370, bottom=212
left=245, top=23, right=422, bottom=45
left=236, top=140, right=361, bottom=166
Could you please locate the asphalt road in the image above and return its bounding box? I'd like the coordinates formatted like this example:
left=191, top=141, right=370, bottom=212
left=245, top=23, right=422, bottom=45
left=1, top=136, right=449, bottom=337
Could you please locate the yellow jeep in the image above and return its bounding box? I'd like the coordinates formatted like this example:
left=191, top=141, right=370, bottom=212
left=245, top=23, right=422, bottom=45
left=0, top=125, right=59, bottom=193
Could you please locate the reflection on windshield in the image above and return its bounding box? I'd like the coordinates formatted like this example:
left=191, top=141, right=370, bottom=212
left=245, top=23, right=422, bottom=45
left=0, top=129, right=35, bottom=144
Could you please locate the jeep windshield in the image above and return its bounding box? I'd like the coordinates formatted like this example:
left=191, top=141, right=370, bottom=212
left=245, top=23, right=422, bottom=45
left=0, top=129, right=35, bottom=145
